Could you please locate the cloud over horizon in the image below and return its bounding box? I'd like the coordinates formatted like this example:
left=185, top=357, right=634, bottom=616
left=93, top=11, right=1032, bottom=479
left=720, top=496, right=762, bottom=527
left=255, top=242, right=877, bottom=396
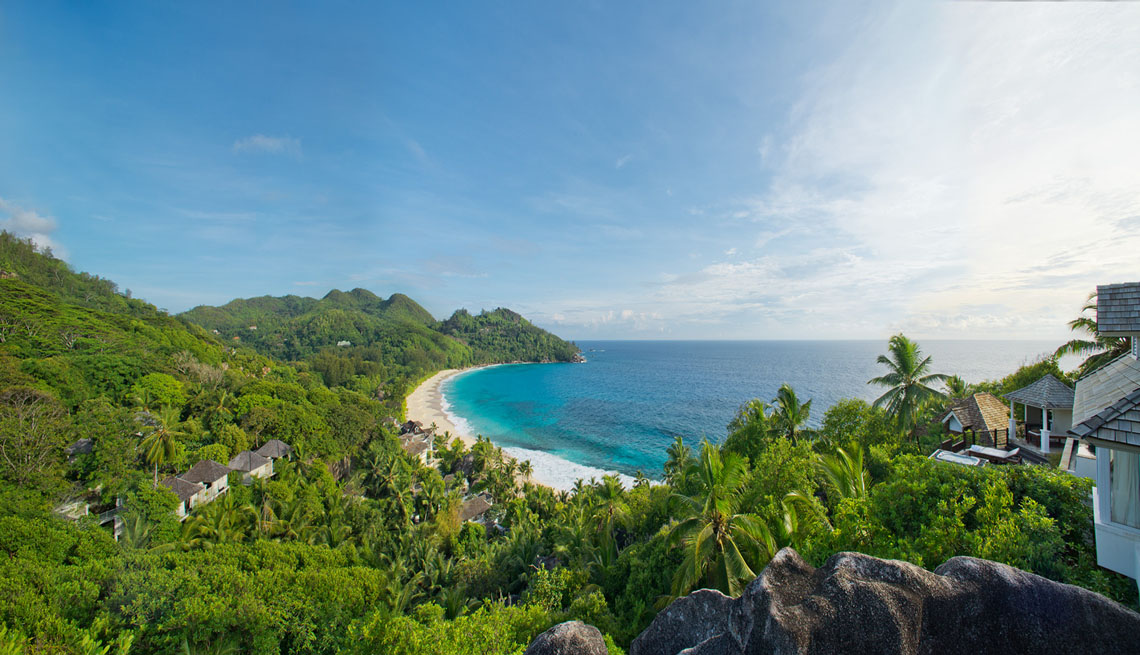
left=0, top=197, right=66, bottom=259
left=232, top=134, right=303, bottom=157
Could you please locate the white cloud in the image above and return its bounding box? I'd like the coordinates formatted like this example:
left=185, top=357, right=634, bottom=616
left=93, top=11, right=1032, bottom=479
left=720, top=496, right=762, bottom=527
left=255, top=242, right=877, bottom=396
left=615, top=154, right=632, bottom=169
left=724, top=247, right=737, bottom=256
left=232, top=134, right=302, bottom=157
left=0, top=197, right=66, bottom=258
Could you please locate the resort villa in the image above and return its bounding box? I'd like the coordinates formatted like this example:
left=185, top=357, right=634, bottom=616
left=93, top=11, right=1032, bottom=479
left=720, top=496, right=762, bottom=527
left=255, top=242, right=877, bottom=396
left=1069, top=283, right=1140, bottom=590
left=229, top=450, right=273, bottom=483
left=159, top=439, right=293, bottom=521
left=940, top=392, right=1010, bottom=448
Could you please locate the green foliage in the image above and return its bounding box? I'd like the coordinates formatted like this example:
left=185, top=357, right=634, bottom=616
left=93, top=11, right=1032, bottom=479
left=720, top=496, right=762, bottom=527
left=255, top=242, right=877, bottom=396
left=439, top=308, right=580, bottom=364
left=130, top=373, right=186, bottom=410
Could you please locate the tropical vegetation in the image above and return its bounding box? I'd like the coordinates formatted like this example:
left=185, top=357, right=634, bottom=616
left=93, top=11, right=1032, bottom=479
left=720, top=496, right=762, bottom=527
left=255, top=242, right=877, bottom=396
left=0, top=233, right=1134, bottom=654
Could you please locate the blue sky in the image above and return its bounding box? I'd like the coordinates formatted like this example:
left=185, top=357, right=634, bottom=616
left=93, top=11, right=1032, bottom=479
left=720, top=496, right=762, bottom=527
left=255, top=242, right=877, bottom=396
left=2, top=2, right=1138, bottom=340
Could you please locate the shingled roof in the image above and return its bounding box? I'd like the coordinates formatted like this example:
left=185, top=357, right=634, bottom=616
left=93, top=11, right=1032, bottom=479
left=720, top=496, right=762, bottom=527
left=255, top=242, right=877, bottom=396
left=182, top=459, right=232, bottom=484
left=944, top=393, right=1009, bottom=442
left=255, top=439, right=293, bottom=459
left=1003, top=374, right=1075, bottom=410
left=162, top=476, right=205, bottom=502
left=1072, top=354, right=1140, bottom=425
left=1070, top=388, right=1140, bottom=447
left=459, top=496, right=492, bottom=522
left=229, top=450, right=271, bottom=472
left=1097, top=282, right=1140, bottom=336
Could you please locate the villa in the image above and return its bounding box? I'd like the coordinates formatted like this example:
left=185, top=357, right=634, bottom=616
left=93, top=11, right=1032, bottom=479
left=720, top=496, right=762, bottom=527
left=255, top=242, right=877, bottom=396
left=179, top=459, right=232, bottom=502
left=940, top=392, right=1010, bottom=448
left=256, top=439, right=294, bottom=460
left=1069, top=282, right=1140, bottom=591
left=162, top=476, right=207, bottom=519
left=228, top=450, right=274, bottom=483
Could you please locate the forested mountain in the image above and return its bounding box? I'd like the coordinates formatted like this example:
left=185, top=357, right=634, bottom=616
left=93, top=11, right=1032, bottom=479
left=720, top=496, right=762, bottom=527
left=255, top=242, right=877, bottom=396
left=181, top=289, right=579, bottom=386
left=439, top=308, right=581, bottom=364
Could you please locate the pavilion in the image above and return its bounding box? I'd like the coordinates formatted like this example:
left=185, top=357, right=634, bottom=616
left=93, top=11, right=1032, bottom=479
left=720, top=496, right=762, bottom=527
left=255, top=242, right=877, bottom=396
left=1003, top=374, right=1075, bottom=454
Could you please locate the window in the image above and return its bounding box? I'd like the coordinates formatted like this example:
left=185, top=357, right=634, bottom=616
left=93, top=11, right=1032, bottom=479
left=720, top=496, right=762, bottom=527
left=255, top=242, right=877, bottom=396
left=1110, top=449, right=1140, bottom=529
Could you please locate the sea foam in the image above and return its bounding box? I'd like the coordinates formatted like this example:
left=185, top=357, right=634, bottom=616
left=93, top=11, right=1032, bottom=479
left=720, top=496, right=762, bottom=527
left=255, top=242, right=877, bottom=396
left=440, top=371, right=641, bottom=492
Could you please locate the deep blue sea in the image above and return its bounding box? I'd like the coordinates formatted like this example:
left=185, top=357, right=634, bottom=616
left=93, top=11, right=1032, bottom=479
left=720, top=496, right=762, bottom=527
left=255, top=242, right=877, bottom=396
left=441, top=340, right=1063, bottom=490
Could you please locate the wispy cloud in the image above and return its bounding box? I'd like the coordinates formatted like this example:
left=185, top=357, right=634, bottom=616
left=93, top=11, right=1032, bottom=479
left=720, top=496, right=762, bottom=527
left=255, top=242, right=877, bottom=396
left=232, top=134, right=302, bottom=157
left=0, top=197, right=67, bottom=258
left=615, top=154, right=632, bottom=169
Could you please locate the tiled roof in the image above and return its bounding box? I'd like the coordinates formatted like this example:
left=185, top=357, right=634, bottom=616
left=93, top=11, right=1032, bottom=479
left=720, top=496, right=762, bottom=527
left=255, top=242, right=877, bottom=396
left=1097, top=282, right=1140, bottom=336
left=1072, top=355, right=1140, bottom=425
left=1070, top=388, right=1140, bottom=447
left=946, top=393, right=1009, bottom=440
left=255, top=439, right=293, bottom=459
left=182, top=459, right=231, bottom=484
left=162, top=476, right=205, bottom=502
left=1002, top=374, right=1075, bottom=410
left=228, top=450, right=271, bottom=472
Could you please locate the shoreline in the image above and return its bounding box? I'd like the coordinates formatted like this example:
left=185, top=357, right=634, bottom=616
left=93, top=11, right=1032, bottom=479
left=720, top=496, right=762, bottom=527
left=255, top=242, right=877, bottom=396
left=404, top=366, right=489, bottom=449
left=404, top=362, right=640, bottom=491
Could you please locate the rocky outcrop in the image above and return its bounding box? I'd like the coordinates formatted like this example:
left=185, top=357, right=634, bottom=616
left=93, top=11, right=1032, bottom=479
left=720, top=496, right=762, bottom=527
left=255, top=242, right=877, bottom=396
left=630, top=548, right=1140, bottom=655
left=524, top=621, right=607, bottom=655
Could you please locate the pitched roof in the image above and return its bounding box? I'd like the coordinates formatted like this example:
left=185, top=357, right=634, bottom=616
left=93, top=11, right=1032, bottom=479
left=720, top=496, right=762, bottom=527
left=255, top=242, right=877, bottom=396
left=228, top=450, right=271, bottom=472
left=1096, top=282, right=1140, bottom=336
left=1070, top=388, right=1140, bottom=447
left=255, top=439, right=293, bottom=459
left=459, top=496, right=492, bottom=522
left=1002, top=374, right=1075, bottom=410
left=946, top=393, right=1009, bottom=438
left=1072, top=355, right=1140, bottom=425
left=182, top=459, right=232, bottom=484
left=162, top=476, right=205, bottom=502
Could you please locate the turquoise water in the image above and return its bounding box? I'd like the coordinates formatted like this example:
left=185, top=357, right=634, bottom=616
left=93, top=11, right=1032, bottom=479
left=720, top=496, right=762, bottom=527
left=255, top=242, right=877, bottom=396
left=442, top=340, right=1061, bottom=489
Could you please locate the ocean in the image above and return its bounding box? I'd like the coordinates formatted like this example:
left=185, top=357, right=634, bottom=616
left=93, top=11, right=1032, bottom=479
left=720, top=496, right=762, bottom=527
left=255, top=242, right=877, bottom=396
left=441, top=340, right=1064, bottom=490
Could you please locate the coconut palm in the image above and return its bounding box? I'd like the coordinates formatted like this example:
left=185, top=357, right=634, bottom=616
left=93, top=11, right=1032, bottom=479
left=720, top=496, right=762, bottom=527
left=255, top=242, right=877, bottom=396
left=772, top=384, right=812, bottom=443
left=816, top=445, right=870, bottom=505
left=868, top=334, right=948, bottom=438
left=1055, top=291, right=1132, bottom=376
left=943, top=375, right=971, bottom=399
left=663, top=435, right=693, bottom=486
left=667, top=441, right=776, bottom=597
left=139, top=405, right=186, bottom=486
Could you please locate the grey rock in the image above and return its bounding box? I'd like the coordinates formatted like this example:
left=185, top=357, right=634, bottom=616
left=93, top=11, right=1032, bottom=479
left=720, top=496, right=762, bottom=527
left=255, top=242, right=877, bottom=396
left=633, top=547, right=1140, bottom=655
left=525, top=621, right=607, bottom=655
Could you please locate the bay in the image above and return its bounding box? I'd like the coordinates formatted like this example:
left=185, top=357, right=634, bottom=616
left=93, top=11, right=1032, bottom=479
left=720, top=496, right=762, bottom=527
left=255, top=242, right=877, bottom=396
left=441, top=340, right=1063, bottom=489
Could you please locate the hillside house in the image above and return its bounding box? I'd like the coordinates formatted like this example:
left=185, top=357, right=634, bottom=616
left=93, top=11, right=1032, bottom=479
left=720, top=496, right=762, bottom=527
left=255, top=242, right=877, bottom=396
left=940, top=393, right=1010, bottom=448
left=255, top=439, right=294, bottom=461
left=1003, top=374, right=1075, bottom=454
left=1069, top=282, right=1140, bottom=591
left=181, top=459, right=231, bottom=502
left=162, top=476, right=207, bottom=520
left=229, top=450, right=273, bottom=483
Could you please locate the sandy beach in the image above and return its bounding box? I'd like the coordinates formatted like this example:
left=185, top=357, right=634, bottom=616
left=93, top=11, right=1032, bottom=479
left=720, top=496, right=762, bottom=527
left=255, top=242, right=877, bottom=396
left=404, top=367, right=480, bottom=448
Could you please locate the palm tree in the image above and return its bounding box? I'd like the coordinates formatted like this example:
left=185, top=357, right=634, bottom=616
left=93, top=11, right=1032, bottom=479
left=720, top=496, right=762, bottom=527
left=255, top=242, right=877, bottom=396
left=816, top=445, right=870, bottom=505
left=772, top=384, right=811, bottom=443
left=591, top=475, right=630, bottom=567
left=1055, top=291, right=1132, bottom=376
left=868, top=334, right=948, bottom=438
left=943, top=375, right=970, bottom=399
left=139, top=405, right=186, bottom=486
left=667, top=441, right=776, bottom=597
left=519, top=460, right=534, bottom=481
left=663, top=435, right=693, bottom=486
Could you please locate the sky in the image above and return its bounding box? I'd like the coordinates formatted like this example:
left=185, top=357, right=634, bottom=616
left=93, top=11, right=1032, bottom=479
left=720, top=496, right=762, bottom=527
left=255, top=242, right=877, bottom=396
left=1, top=1, right=1138, bottom=341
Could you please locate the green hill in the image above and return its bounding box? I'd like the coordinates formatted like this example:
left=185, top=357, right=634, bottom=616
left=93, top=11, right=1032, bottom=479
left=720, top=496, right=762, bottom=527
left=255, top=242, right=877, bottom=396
left=181, top=288, right=580, bottom=388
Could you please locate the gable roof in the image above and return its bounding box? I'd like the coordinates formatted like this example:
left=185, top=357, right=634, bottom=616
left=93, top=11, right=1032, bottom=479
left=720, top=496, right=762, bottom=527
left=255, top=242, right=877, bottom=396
left=229, top=450, right=271, bottom=472
left=1072, top=354, right=1140, bottom=425
left=1096, top=282, right=1140, bottom=337
left=1002, top=374, right=1075, bottom=410
left=162, top=475, right=205, bottom=502
left=945, top=392, right=1009, bottom=437
left=1070, top=388, right=1140, bottom=447
left=255, top=439, right=293, bottom=459
left=182, top=459, right=231, bottom=484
